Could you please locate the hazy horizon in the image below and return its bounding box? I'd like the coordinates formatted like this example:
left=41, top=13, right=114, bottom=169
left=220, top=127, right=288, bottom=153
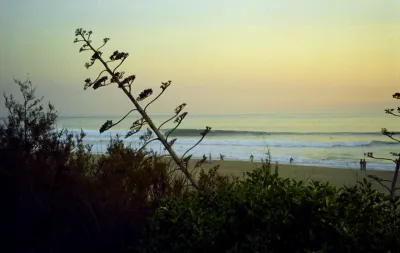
left=54, top=113, right=399, bottom=170
left=1, top=0, right=399, bottom=116
left=54, top=111, right=391, bottom=118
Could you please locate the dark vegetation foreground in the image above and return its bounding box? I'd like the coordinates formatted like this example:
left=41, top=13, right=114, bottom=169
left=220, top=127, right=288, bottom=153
left=2, top=80, right=400, bottom=253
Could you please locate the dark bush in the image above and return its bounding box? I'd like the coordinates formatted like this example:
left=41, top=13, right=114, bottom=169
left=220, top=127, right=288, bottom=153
left=0, top=79, right=188, bottom=253
left=137, top=165, right=400, bottom=253
left=4, top=78, right=400, bottom=253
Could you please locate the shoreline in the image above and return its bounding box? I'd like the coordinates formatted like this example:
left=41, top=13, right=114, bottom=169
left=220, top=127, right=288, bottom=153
left=91, top=154, right=398, bottom=192
left=92, top=152, right=394, bottom=172
left=210, top=158, right=395, bottom=172
left=186, top=159, right=398, bottom=192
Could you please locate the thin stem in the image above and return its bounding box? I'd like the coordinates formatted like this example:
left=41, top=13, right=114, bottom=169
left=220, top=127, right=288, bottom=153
left=91, top=69, right=108, bottom=85
left=110, top=108, right=137, bottom=128
left=137, top=138, right=159, bottom=153
left=23, top=90, right=28, bottom=149
left=144, top=89, right=166, bottom=112
left=112, top=57, right=127, bottom=73
left=165, top=117, right=185, bottom=141
left=370, top=156, right=396, bottom=163
left=368, top=176, right=393, bottom=193
left=181, top=134, right=207, bottom=161
left=386, top=112, right=400, bottom=117
left=386, top=135, right=400, bottom=143
left=390, top=157, right=400, bottom=198
left=374, top=178, right=393, bottom=183
left=97, top=41, right=108, bottom=51
left=158, top=113, right=179, bottom=130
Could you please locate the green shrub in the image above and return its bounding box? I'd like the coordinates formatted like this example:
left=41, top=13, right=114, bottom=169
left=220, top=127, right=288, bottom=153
left=4, top=78, right=399, bottom=253
left=137, top=166, right=400, bottom=253
left=1, top=78, right=196, bottom=252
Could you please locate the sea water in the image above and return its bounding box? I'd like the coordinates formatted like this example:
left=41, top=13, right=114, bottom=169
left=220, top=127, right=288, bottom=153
left=56, top=112, right=400, bottom=171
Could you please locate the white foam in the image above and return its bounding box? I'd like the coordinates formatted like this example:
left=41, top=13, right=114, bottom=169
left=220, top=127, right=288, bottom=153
left=62, top=128, right=396, bottom=171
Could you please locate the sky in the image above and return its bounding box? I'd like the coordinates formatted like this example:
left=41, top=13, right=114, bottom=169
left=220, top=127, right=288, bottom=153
left=0, top=0, right=399, bottom=116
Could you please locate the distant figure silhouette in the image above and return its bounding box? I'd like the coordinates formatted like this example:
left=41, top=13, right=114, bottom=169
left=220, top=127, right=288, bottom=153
left=209, top=153, right=212, bottom=164
left=220, top=154, right=225, bottom=161
left=362, top=159, right=367, bottom=170
left=360, top=159, right=363, bottom=170
left=289, top=157, right=294, bottom=164
left=249, top=155, right=254, bottom=163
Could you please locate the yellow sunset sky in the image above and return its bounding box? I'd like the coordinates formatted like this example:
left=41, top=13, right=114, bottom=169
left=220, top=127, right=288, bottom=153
left=0, top=0, right=399, bottom=116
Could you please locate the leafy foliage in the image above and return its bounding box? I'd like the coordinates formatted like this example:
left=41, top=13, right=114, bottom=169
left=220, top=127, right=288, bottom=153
left=3, top=78, right=400, bottom=253
left=1, top=78, right=224, bottom=252
left=138, top=166, right=400, bottom=253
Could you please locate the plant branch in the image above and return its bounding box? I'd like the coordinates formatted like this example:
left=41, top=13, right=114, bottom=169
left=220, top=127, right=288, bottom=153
left=385, top=110, right=400, bottom=117
left=96, top=38, right=109, bottom=51
left=137, top=138, right=159, bottom=153
left=386, top=135, right=400, bottom=143
left=112, top=57, right=127, bottom=73
left=144, top=89, right=166, bottom=112
left=158, top=114, right=178, bottom=131
left=157, top=105, right=185, bottom=132
left=181, top=134, right=207, bottom=161
left=165, top=115, right=186, bottom=142
left=76, top=29, right=201, bottom=190
left=367, top=155, right=395, bottom=163
left=111, top=108, right=137, bottom=128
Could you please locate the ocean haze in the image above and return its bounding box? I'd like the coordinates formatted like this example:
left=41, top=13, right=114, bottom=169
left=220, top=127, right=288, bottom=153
left=58, top=112, right=400, bottom=133
left=57, top=113, right=400, bottom=171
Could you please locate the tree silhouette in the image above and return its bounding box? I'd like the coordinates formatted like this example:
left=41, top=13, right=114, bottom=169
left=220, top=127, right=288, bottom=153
left=74, top=28, right=211, bottom=190
left=365, top=92, right=400, bottom=199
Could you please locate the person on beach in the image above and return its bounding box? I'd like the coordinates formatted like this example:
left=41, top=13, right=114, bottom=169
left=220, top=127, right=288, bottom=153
left=249, top=154, right=254, bottom=163
left=209, top=153, right=212, bottom=164
left=203, top=154, right=207, bottom=161
left=220, top=154, right=225, bottom=161
left=289, top=157, right=294, bottom=164
left=359, top=159, right=367, bottom=170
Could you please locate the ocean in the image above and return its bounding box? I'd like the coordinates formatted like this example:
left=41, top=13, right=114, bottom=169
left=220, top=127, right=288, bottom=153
left=56, top=112, right=400, bottom=171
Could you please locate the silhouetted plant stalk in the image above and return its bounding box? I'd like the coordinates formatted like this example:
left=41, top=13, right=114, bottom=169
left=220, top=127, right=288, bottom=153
left=365, top=150, right=400, bottom=199
left=365, top=92, right=400, bottom=199
left=74, top=28, right=211, bottom=190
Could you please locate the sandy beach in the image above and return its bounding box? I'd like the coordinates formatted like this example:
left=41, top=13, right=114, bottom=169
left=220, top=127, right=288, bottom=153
left=92, top=153, right=399, bottom=193
left=187, top=159, right=399, bottom=192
